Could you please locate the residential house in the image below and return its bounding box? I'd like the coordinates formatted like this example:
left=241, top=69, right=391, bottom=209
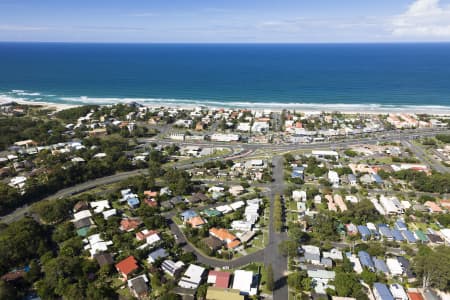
left=389, top=284, right=408, bottom=300
left=373, top=283, right=394, bottom=300
left=232, top=270, right=257, bottom=296
left=162, top=260, right=185, bottom=277
left=147, top=248, right=169, bottom=264
left=128, top=274, right=149, bottom=299
left=94, top=253, right=114, bottom=267
left=207, top=271, right=231, bottom=289
left=209, top=228, right=241, bottom=249
left=120, top=218, right=142, bottom=232
left=115, top=256, right=139, bottom=281
left=358, top=251, right=375, bottom=272
left=178, top=264, right=206, bottom=289
left=187, top=216, right=206, bottom=228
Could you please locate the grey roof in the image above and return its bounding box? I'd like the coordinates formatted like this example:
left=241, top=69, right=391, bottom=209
left=74, top=217, right=91, bottom=229
left=129, top=276, right=148, bottom=294
left=148, top=248, right=168, bottom=261
left=373, top=258, right=389, bottom=274
left=304, top=253, right=320, bottom=262
left=94, top=253, right=114, bottom=266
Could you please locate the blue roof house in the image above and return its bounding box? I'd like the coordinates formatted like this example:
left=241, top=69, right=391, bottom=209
left=357, top=225, right=371, bottom=241
left=127, top=197, right=140, bottom=209
left=358, top=251, right=375, bottom=272
left=391, top=229, right=405, bottom=242
left=378, top=224, right=393, bottom=241
left=291, top=166, right=305, bottom=179
left=373, top=258, right=389, bottom=275
left=401, top=230, right=417, bottom=243
left=180, top=210, right=198, bottom=222
left=394, top=220, right=408, bottom=231
left=373, top=283, right=394, bottom=300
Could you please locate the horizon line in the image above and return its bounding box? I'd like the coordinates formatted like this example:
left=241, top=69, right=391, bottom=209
left=1, top=41, right=450, bottom=45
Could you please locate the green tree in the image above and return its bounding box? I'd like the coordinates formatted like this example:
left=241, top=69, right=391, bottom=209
left=266, top=264, right=274, bottom=291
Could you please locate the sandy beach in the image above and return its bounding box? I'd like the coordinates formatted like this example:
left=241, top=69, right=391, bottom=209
left=2, top=94, right=450, bottom=115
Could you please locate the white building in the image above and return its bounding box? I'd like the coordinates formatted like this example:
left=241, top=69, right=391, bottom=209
left=232, top=270, right=257, bottom=296
left=389, top=284, right=408, bottom=300
left=328, top=171, right=340, bottom=186
left=237, top=122, right=251, bottom=132
left=312, top=150, right=339, bottom=160
left=386, top=258, right=403, bottom=276
left=292, top=190, right=307, bottom=202
left=210, top=133, right=240, bottom=142
left=178, top=264, right=206, bottom=289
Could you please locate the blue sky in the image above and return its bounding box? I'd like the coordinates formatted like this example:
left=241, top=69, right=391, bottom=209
left=1, top=0, right=450, bottom=42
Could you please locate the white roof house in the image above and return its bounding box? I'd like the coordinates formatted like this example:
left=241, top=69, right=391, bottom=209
left=178, top=264, right=206, bottom=289
left=230, top=201, right=246, bottom=211
left=328, top=171, right=340, bottom=185
left=73, top=210, right=92, bottom=222
left=210, top=133, right=240, bottom=142
left=323, top=248, right=343, bottom=261
left=231, top=220, right=253, bottom=232
left=251, top=121, right=269, bottom=133
left=386, top=258, right=403, bottom=276
left=90, top=200, right=110, bottom=213
left=216, top=205, right=233, bottom=214
left=292, top=190, right=307, bottom=202
left=237, top=122, right=251, bottom=132
left=146, top=232, right=161, bottom=246
left=102, top=209, right=117, bottom=220
left=9, top=176, right=27, bottom=189
left=389, top=284, right=408, bottom=300
left=85, top=233, right=113, bottom=257
left=232, top=270, right=256, bottom=296
left=440, top=228, right=450, bottom=244
left=312, top=150, right=339, bottom=159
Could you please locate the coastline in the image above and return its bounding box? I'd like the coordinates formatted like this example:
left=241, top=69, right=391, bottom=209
left=2, top=93, right=450, bottom=115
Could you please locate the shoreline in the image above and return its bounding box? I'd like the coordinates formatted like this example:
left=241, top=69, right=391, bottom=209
left=2, top=94, right=450, bottom=115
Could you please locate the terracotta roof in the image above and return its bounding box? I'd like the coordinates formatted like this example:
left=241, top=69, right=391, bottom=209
left=187, top=216, right=206, bottom=227
left=227, top=240, right=241, bottom=249
left=144, top=191, right=158, bottom=198
left=424, top=201, right=443, bottom=213
left=115, top=256, right=138, bottom=276
left=120, top=218, right=142, bottom=231
left=209, top=228, right=237, bottom=242
left=1, top=270, right=25, bottom=281
left=208, top=270, right=231, bottom=289
left=407, top=292, right=424, bottom=300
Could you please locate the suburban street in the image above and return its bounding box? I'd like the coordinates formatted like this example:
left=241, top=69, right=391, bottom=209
left=264, top=156, right=288, bottom=300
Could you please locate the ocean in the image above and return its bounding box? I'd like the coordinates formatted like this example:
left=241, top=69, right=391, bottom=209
left=1, top=42, right=450, bottom=112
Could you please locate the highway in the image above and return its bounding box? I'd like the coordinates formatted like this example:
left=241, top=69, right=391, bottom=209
left=401, top=140, right=450, bottom=173
left=2, top=128, right=448, bottom=225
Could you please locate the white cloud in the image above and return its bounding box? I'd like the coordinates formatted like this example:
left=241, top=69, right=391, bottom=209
left=391, top=0, right=450, bottom=38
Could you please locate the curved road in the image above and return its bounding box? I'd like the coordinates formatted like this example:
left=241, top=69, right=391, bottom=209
left=2, top=128, right=448, bottom=225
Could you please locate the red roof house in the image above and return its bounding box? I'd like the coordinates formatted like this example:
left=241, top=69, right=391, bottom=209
left=115, top=256, right=139, bottom=281
left=207, top=270, right=231, bottom=289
